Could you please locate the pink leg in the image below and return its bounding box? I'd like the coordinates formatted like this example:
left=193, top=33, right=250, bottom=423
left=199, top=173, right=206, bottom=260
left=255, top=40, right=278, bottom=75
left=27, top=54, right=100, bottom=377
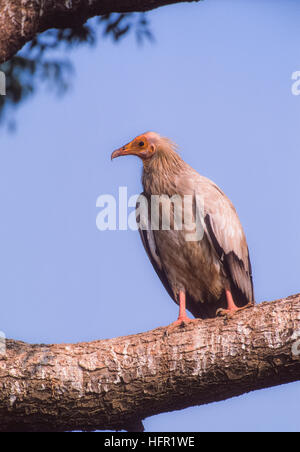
left=217, top=288, right=253, bottom=318
left=177, top=290, right=190, bottom=322
left=168, top=290, right=195, bottom=327
left=225, top=289, right=239, bottom=312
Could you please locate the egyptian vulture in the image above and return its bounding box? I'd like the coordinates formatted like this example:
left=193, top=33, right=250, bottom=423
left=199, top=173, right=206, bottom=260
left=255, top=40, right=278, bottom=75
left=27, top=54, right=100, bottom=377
left=111, top=132, right=254, bottom=324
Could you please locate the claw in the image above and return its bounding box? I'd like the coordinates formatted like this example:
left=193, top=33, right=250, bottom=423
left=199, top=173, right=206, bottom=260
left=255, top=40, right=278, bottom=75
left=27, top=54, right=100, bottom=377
left=216, top=308, right=234, bottom=319
left=216, top=302, right=253, bottom=319
left=170, top=318, right=188, bottom=328
left=168, top=316, right=196, bottom=329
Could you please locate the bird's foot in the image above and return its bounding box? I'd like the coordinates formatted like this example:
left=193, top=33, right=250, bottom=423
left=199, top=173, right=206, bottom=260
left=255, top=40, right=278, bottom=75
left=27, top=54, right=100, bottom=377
left=216, top=308, right=236, bottom=319
left=216, top=303, right=253, bottom=319
left=167, top=316, right=196, bottom=330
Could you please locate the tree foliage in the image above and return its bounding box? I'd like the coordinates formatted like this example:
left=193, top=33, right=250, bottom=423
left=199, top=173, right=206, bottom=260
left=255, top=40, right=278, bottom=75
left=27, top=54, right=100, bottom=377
left=0, top=13, right=152, bottom=129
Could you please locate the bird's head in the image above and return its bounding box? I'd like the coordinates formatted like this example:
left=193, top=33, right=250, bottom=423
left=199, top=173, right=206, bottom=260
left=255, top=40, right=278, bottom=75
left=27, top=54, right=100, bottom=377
left=111, top=132, right=161, bottom=161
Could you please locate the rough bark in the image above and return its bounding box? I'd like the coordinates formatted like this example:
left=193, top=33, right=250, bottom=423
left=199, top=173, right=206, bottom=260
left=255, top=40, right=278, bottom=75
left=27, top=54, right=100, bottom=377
left=0, top=294, right=299, bottom=432
left=0, top=0, right=200, bottom=64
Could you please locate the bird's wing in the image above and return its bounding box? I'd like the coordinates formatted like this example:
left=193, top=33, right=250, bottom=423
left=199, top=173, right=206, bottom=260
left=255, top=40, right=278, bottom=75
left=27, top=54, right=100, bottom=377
left=196, top=176, right=254, bottom=305
left=136, top=193, right=176, bottom=302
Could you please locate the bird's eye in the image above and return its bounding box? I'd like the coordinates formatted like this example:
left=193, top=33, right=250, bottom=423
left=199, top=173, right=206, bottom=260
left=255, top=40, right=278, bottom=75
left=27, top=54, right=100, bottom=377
left=138, top=141, right=144, bottom=147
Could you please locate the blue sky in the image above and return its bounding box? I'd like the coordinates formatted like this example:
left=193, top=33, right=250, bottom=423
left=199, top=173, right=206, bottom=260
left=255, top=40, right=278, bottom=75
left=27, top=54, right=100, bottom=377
left=0, top=0, right=300, bottom=432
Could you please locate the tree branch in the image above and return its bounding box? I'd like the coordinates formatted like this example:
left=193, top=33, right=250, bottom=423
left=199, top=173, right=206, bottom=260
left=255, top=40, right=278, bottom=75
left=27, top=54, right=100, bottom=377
left=0, top=0, right=200, bottom=64
left=0, top=294, right=300, bottom=432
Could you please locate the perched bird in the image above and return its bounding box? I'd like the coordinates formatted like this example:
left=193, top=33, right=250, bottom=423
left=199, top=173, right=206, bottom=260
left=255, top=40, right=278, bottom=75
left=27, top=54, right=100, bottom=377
left=111, top=132, right=254, bottom=324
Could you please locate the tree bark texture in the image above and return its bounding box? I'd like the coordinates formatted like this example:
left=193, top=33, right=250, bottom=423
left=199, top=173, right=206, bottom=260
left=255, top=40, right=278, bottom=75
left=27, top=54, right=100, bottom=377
left=0, top=294, right=299, bottom=432
left=0, top=0, right=200, bottom=63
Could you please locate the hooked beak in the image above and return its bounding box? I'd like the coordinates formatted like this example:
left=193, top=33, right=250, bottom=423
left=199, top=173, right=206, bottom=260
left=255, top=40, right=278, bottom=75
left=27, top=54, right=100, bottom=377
left=111, top=145, right=130, bottom=160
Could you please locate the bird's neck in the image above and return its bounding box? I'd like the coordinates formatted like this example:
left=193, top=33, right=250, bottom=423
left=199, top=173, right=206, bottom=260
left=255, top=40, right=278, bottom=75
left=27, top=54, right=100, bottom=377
left=142, top=149, right=185, bottom=195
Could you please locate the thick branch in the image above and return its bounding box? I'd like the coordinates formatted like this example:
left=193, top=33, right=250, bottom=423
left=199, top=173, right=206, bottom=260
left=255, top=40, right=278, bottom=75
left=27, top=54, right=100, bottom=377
left=0, top=294, right=300, bottom=432
left=0, top=0, right=200, bottom=63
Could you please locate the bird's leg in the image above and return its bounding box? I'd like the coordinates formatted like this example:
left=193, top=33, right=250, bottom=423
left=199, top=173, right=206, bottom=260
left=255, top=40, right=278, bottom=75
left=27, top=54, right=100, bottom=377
left=177, top=290, right=190, bottom=322
left=168, top=290, right=195, bottom=328
left=217, top=289, right=253, bottom=318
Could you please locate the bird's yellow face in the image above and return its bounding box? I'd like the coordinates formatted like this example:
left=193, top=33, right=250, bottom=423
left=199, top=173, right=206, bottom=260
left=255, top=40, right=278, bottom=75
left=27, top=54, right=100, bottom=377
left=111, top=134, right=156, bottom=161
